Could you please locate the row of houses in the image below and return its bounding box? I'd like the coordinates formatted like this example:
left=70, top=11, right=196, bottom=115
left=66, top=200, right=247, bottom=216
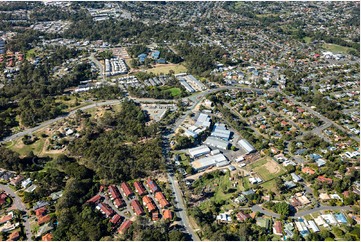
left=176, top=74, right=206, bottom=93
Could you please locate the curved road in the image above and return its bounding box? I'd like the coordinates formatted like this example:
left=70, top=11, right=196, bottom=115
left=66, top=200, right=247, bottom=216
left=0, top=185, right=32, bottom=240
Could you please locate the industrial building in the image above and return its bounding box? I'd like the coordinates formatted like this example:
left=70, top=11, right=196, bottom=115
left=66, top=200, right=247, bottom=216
left=191, top=153, right=229, bottom=172
left=179, top=79, right=195, bottom=93
left=211, top=123, right=231, bottom=140
left=238, top=139, right=256, bottom=154
left=195, top=113, right=211, bottom=128
left=188, top=145, right=210, bottom=158
left=204, top=136, right=229, bottom=150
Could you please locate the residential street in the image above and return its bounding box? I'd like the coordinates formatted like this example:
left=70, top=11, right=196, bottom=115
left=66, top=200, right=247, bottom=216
left=0, top=185, right=33, bottom=241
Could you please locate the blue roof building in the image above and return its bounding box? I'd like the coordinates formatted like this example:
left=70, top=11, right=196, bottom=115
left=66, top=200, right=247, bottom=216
left=138, top=53, right=147, bottom=63
left=151, top=50, right=160, bottom=59
left=156, top=58, right=166, bottom=64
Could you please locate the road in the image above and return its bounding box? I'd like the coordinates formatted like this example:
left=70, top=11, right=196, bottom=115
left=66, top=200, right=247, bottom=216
left=0, top=185, right=32, bottom=240
left=0, top=99, right=122, bottom=143
left=251, top=204, right=353, bottom=219
left=89, top=53, right=106, bottom=82
left=278, top=89, right=359, bottom=142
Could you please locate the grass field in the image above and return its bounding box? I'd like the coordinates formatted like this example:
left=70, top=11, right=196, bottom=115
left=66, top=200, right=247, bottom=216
left=168, top=87, right=181, bottom=97
left=249, top=157, right=287, bottom=182
left=26, top=48, right=36, bottom=60
left=323, top=43, right=353, bottom=54
left=145, top=64, right=187, bottom=75
left=9, top=137, right=45, bottom=157
left=260, top=179, right=278, bottom=193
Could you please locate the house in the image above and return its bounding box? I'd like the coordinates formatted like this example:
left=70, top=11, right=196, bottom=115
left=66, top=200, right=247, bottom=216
left=49, top=191, right=63, bottom=201
left=130, top=200, right=145, bottom=216
left=290, top=197, right=302, bottom=207
left=273, top=221, right=283, bottom=236
left=142, top=196, right=157, bottom=213
left=154, top=192, right=170, bottom=208
left=256, top=217, right=271, bottom=230
left=134, top=181, right=147, bottom=196
left=315, top=158, right=326, bottom=167
left=9, top=175, right=23, bottom=186
left=284, top=181, right=297, bottom=189
left=236, top=211, right=250, bottom=222
left=0, top=192, right=8, bottom=207
left=33, top=201, right=49, bottom=210
left=242, top=189, right=255, bottom=196
left=301, top=167, right=315, bottom=175
left=146, top=178, right=160, bottom=193
left=216, top=213, right=232, bottom=223
left=317, top=176, right=333, bottom=185
left=321, top=214, right=337, bottom=225
left=38, top=215, right=51, bottom=225
left=152, top=212, right=159, bottom=221
left=109, top=214, right=122, bottom=225
left=163, top=210, right=173, bottom=220
left=0, top=212, right=13, bottom=224
left=234, top=194, right=247, bottom=204
left=41, top=233, right=53, bottom=241
left=96, top=203, right=115, bottom=218
left=86, top=194, right=102, bottom=204
left=118, top=220, right=132, bottom=234
left=120, top=182, right=134, bottom=198
left=114, top=198, right=126, bottom=209
left=35, top=207, right=47, bottom=218
left=108, top=185, right=120, bottom=200
left=291, top=173, right=302, bottom=183
left=7, top=230, right=20, bottom=241
left=21, top=178, right=32, bottom=188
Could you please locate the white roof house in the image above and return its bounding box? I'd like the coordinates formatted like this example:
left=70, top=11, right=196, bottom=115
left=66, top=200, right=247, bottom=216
left=307, top=220, right=319, bottom=233
left=188, top=145, right=211, bottom=158
left=291, top=173, right=302, bottom=182
left=238, top=139, right=256, bottom=154
left=314, top=216, right=329, bottom=228
left=321, top=214, right=338, bottom=225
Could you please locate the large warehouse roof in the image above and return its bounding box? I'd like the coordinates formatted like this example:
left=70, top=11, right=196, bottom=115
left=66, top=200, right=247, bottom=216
left=204, top=136, right=229, bottom=150
left=238, top=139, right=256, bottom=154
left=192, top=154, right=228, bottom=171
left=188, top=145, right=211, bottom=158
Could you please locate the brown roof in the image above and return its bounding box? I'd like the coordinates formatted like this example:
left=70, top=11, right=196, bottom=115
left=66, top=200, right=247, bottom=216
left=35, top=207, right=47, bottom=218
left=0, top=193, right=7, bottom=206
left=110, top=214, right=122, bottom=224
left=142, top=196, right=157, bottom=212
left=38, top=214, right=51, bottom=225
left=86, top=194, right=102, bottom=204
left=155, top=192, right=170, bottom=208
left=273, top=221, right=282, bottom=234
left=236, top=211, right=250, bottom=222
left=317, top=175, right=333, bottom=184
left=118, top=220, right=132, bottom=234
left=99, top=203, right=115, bottom=217
left=0, top=214, right=13, bottom=224
left=131, top=200, right=145, bottom=216
left=108, top=185, right=120, bottom=199
left=163, top=210, right=172, bottom=220
left=42, top=233, right=53, bottom=241
left=302, top=167, right=315, bottom=175
left=114, top=198, right=125, bottom=208
left=7, top=231, right=20, bottom=241
left=134, top=181, right=147, bottom=196
left=120, top=182, right=134, bottom=197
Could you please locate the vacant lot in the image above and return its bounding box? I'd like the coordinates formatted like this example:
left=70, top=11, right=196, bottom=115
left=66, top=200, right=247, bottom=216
left=249, top=157, right=286, bottom=181
left=145, top=63, right=187, bottom=75
left=323, top=43, right=354, bottom=54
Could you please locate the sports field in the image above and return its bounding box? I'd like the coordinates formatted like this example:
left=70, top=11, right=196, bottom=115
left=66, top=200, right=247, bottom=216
left=145, top=64, right=187, bottom=75
left=248, top=157, right=287, bottom=181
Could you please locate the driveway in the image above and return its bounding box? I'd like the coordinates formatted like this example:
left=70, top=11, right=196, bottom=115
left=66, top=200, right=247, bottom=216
left=0, top=184, right=32, bottom=240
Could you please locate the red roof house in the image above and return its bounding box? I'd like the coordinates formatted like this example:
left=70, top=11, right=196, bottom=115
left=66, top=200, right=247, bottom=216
left=118, top=220, right=132, bottom=234
left=109, top=214, right=122, bottom=225
left=114, top=198, right=126, bottom=208
left=7, top=231, right=20, bottom=241
left=146, top=178, right=160, bottom=193
left=130, top=200, right=145, bottom=216
left=42, top=233, right=53, bottom=241
left=0, top=192, right=8, bottom=206
left=0, top=213, right=13, bottom=224
left=120, top=182, right=134, bottom=197
left=86, top=194, right=102, bottom=204
left=317, top=175, right=333, bottom=185
left=38, top=215, right=51, bottom=225
left=236, top=211, right=250, bottom=222
left=108, top=185, right=121, bottom=200
left=163, top=210, right=173, bottom=220
left=98, top=203, right=115, bottom=217
left=155, top=192, right=170, bottom=208
left=302, top=167, right=315, bottom=175
left=134, top=181, right=147, bottom=196
left=273, top=221, right=283, bottom=236
left=142, top=196, right=157, bottom=212
left=35, top=207, right=47, bottom=218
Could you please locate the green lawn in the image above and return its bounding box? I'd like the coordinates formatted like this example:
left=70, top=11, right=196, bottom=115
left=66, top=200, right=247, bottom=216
left=10, top=138, right=45, bottom=157
left=261, top=179, right=278, bottom=193
left=168, top=87, right=181, bottom=97
left=323, top=43, right=354, bottom=54
left=26, top=48, right=36, bottom=60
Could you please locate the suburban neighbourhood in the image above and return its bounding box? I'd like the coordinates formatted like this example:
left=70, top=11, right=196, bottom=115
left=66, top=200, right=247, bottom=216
left=0, top=1, right=359, bottom=241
